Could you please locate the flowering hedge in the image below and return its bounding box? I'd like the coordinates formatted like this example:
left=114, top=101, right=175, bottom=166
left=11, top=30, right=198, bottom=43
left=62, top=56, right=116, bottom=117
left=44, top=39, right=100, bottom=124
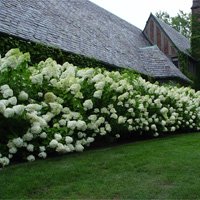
left=0, top=49, right=200, bottom=167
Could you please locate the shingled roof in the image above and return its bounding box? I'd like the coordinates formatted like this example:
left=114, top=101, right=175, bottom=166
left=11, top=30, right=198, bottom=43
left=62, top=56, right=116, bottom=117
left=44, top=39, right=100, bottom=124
left=151, top=14, right=191, bottom=56
left=0, top=0, right=190, bottom=82
left=139, top=46, right=189, bottom=80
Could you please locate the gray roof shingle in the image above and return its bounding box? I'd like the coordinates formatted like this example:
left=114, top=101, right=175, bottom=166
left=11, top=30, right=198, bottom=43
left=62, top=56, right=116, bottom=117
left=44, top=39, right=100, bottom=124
left=139, top=46, right=190, bottom=81
left=0, top=0, right=190, bottom=82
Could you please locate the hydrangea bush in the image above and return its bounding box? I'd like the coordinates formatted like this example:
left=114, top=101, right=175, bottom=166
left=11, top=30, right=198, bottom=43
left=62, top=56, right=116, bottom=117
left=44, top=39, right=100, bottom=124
left=0, top=48, right=200, bottom=167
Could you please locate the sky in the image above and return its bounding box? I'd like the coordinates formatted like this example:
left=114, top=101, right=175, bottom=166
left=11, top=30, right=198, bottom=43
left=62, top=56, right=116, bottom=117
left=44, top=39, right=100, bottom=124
left=90, top=0, right=192, bottom=29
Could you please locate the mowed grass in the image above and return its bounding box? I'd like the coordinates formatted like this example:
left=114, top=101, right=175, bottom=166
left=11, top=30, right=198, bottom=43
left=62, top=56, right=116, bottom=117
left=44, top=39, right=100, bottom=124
left=1, top=133, right=200, bottom=199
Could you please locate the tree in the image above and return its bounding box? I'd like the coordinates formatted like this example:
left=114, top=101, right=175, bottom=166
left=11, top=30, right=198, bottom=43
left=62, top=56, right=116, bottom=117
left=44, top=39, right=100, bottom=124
left=155, top=10, right=191, bottom=39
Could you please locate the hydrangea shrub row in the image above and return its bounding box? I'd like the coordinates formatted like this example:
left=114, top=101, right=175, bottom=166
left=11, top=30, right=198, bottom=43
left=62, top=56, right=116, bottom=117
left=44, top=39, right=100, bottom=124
left=0, top=49, right=200, bottom=167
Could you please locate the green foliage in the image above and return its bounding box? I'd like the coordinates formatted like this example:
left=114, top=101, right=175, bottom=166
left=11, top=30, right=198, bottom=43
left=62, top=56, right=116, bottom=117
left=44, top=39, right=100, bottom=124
left=178, top=52, right=192, bottom=79
left=191, top=12, right=200, bottom=90
left=191, top=14, right=200, bottom=60
left=1, top=49, right=200, bottom=167
left=0, top=33, right=113, bottom=70
left=155, top=10, right=191, bottom=39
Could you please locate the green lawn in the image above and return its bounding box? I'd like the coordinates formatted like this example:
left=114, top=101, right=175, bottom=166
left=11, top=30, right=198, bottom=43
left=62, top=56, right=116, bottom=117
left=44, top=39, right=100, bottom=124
left=1, top=133, right=200, bottom=199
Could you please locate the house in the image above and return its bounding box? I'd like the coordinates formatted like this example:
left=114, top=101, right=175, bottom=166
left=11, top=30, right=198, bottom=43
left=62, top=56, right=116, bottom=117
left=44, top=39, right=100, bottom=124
left=0, top=0, right=191, bottom=83
left=143, top=13, right=198, bottom=78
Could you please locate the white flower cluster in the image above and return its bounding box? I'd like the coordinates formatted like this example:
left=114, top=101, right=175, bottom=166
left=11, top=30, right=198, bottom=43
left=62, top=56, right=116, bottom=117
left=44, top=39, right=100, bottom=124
left=0, top=48, right=30, bottom=71
left=1, top=49, right=200, bottom=167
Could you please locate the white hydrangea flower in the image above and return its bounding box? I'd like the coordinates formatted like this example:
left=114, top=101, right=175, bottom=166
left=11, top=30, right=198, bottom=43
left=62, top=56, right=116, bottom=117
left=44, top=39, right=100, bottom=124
left=8, top=154, right=13, bottom=159
left=26, top=104, right=42, bottom=112
left=171, top=126, right=176, bottom=132
left=128, top=108, right=134, bottom=113
left=94, top=108, right=100, bottom=113
left=93, top=90, right=103, bottom=99
left=56, top=143, right=65, bottom=153
left=127, top=119, right=133, bottom=124
left=87, top=137, right=95, bottom=143
left=111, top=113, right=118, bottom=119
left=83, top=99, right=93, bottom=110
left=67, top=121, right=77, bottom=130
left=38, top=152, right=47, bottom=159
left=63, top=145, right=71, bottom=153
left=30, top=123, right=42, bottom=134
left=71, top=112, right=80, bottom=119
left=78, top=132, right=84, bottom=138
left=44, top=92, right=57, bottom=103
left=31, top=74, right=43, bottom=85
left=39, top=146, right=46, bottom=152
left=75, top=144, right=84, bottom=152
left=0, top=102, right=6, bottom=113
left=105, top=124, right=111, bottom=132
left=117, top=101, right=123, bottom=106
left=116, top=86, right=123, bottom=93
left=49, top=102, right=63, bottom=115
left=53, top=123, right=60, bottom=128
left=54, top=133, right=62, bottom=141
left=42, top=112, right=54, bottom=123
left=101, top=107, right=109, bottom=114
left=9, top=147, right=17, bottom=154
left=0, top=84, right=10, bottom=92
left=128, top=125, right=134, bottom=131
left=100, top=127, right=106, bottom=135
left=91, top=74, right=105, bottom=83
left=59, top=119, right=66, bottom=126
left=27, top=155, right=35, bottom=162
left=115, top=134, right=120, bottom=138
left=23, top=142, right=28, bottom=147
left=76, top=120, right=87, bottom=131
left=95, top=81, right=105, bottom=90
left=38, top=92, right=43, bottom=97
left=27, top=144, right=34, bottom=152
left=18, top=91, right=29, bottom=101
left=8, top=97, right=17, bottom=106
left=98, top=117, right=105, bottom=124
left=13, top=105, right=25, bottom=115
left=118, top=116, right=126, bottom=124
left=65, top=136, right=73, bottom=144
left=50, top=78, right=58, bottom=85
left=70, top=83, right=81, bottom=94
left=12, top=137, right=23, bottom=148
left=0, top=99, right=9, bottom=107
left=49, top=139, right=59, bottom=148
left=77, top=68, right=94, bottom=78
left=23, top=132, right=33, bottom=141
left=151, top=124, right=157, bottom=131
left=3, top=89, right=13, bottom=98
left=88, top=115, right=97, bottom=121
left=67, top=144, right=75, bottom=151
left=40, top=132, right=47, bottom=139
left=153, top=132, right=159, bottom=137
left=161, top=120, right=166, bottom=126
left=0, top=157, right=10, bottom=167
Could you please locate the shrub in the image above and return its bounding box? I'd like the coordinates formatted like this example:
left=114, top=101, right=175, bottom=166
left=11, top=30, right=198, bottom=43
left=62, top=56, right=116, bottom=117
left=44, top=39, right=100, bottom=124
left=0, top=49, right=200, bottom=167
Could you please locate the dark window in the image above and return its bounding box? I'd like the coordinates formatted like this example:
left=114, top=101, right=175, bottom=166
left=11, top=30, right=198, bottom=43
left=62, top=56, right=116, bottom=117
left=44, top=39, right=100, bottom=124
left=172, top=57, right=179, bottom=68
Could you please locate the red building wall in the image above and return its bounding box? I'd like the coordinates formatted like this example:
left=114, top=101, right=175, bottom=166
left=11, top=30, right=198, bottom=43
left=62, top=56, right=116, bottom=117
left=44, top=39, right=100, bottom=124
left=144, top=17, right=178, bottom=59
